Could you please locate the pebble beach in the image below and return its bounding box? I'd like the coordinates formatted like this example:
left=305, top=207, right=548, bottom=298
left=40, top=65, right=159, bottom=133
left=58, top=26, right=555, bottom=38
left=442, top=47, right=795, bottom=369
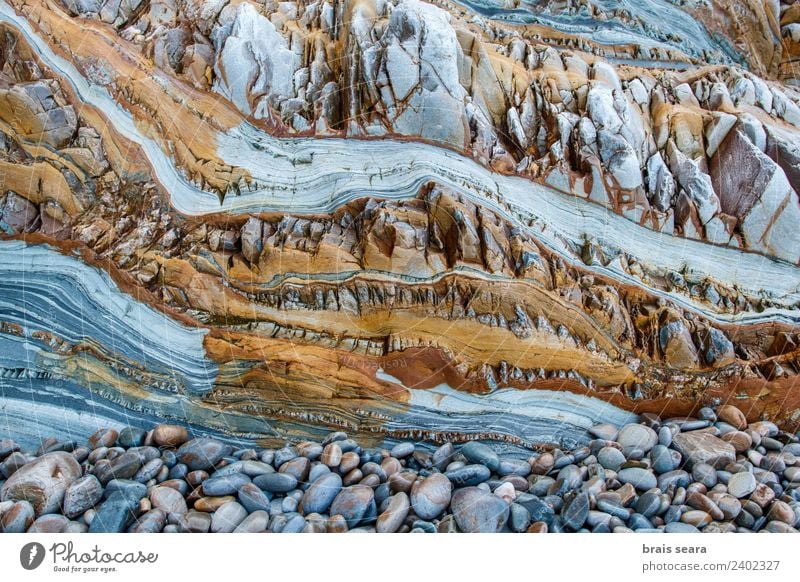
left=1, top=404, right=799, bottom=534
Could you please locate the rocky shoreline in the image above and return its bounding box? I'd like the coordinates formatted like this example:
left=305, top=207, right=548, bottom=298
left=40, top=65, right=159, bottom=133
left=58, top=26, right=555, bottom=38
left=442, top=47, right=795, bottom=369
left=1, top=404, right=799, bottom=533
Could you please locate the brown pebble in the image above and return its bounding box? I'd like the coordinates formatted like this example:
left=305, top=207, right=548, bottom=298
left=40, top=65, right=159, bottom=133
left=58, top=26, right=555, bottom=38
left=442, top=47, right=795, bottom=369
left=327, top=514, right=348, bottom=533
left=380, top=457, right=402, bottom=477
left=767, top=500, right=796, bottom=525
left=186, top=470, right=209, bottom=487
left=88, top=429, right=118, bottom=449
left=342, top=469, right=363, bottom=486
left=193, top=495, right=236, bottom=512
left=681, top=510, right=712, bottom=528
left=721, top=431, right=752, bottom=453
left=717, top=405, right=747, bottom=430
left=530, top=453, right=554, bottom=475
left=152, top=425, right=189, bottom=448
left=388, top=470, right=417, bottom=494
left=750, top=483, right=775, bottom=508
left=320, top=443, right=342, bottom=468
left=339, top=452, right=360, bottom=475
left=527, top=521, right=548, bottom=533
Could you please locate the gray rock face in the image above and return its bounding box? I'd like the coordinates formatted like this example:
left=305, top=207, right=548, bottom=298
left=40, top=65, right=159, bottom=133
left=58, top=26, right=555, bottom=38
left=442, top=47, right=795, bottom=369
left=0, top=81, right=77, bottom=148
left=0, top=193, right=40, bottom=235
left=213, top=3, right=300, bottom=118
left=0, top=451, right=81, bottom=516
left=354, top=0, right=468, bottom=148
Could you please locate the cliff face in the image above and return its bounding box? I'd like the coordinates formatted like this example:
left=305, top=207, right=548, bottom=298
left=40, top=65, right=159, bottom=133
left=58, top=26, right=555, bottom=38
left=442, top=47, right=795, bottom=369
left=0, top=0, right=798, bottom=447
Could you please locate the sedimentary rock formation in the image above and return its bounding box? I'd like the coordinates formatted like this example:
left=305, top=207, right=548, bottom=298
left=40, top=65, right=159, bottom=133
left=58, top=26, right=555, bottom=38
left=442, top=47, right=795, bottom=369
left=0, top=0, right=798, bottom=449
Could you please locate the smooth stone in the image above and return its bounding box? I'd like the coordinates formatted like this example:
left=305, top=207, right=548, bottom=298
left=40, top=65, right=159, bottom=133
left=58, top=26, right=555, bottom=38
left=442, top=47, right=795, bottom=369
left=717, top=405, right=747, bottom=430
left=589, top=423, right=619, bottom=441
left=597, top=447, right=626, bottom=471
left=104, top=480, right=146, bottom=501
left=390, top=442, right=415, bottom=459
left=0, top=451, right=82, bottom=515
left=321, top=443, right=343, bottom=468
left=618, top=467, right=657, bottom=490
left=160, top=479, right=190, bottom=497
left=451, top=487, right=510, bottom=533
left=672, top=432, right=736, bottom=469
left=274, top=447, right=298, bottom=467
left=557, top=464, right=583, bottom=490
left=527, top=476, right=555, bottom=497
left=650, top=445, right=674, bottom=474
left=445, top=464, right=491, bottom=487
left=376, top=492, right=410, bottom=533
left=128, top=509, right=166, bottom=533
left=767, top=500, right=796, bottom=525
left=95, top=452, right=142, bottom=485
left=596, top=499, right=631, bottom=521
left=617, top=424, right=658, bottom=455
left=330, top=485, right=374, bottom=527
left=785, top=467, right=800, bottom=482
left=28, top=513, right=69, bottom=533
left=0, top=500, right=34, bottom=532
left=152, top=425, right=189, bottom=448
left=301, top=472, right=342, bottom=514
left=658, top=426, right=673, bottom=447
left=179, top=510, right=211, bottom=533
left=177, top=438, right=232, bottom=471
left=515, top=494, right=555, bottom=524
left=728, top=472, right=757, bottom=498
left=150, top=486, right=188, bottom=515
left=202, top=473, right=251, bottom=496
left=296, top=442, right=323, bottom=460
left=509, top=503, right=531, bottom=532
left=280, top=514, right=306, bottom=533
left=117, top=427, right=146, bottom=448
left=211, top=501, right=248, bottom=533
left=278, top=457, right=311, bottom=482
left=562, top=492, right=590, bottom=531
left=715, top=494, right=742, bottom=520
left=134, top=458, right=163, bottom=483
left=339, top=452, right=361, bottom=475
left=498, top=458, right=531, bottom=477
left=692, top=463, right=718, bottom=488
left=665, top=521, right=700, bottom=533
left=388, top=470, right=417, bottom=494
left=629, top=513, right=653, bottom=530
left=0, top=439, right=20, bottom=460
left=635, top=491, right=662, bottom=518
left=233, top=510, right=269, bottom=533
left=88, top=429, right=118, bottom=449
left=432, top=443, right=455, bottom=471
left=0, top=452, right=28, bottom=478
left=237, top=483, right=271, bottom=513
left=460, top=442, right=500, bottom=472
left=681, top=510, right=712, bottom=528
left=410, top=473, right=452, bottom=520
left=63, top=475, right=103, bottom=519
left=254, top=472, right=298, bottom=493
left=657, top=470, right=690, bottom=490
left=89, top=491, right=139, bottom=533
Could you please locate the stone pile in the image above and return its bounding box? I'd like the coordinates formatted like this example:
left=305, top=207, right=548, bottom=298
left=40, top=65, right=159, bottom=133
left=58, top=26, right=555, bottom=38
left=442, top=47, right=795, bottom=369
left=1, top=405, right=799, bottom=533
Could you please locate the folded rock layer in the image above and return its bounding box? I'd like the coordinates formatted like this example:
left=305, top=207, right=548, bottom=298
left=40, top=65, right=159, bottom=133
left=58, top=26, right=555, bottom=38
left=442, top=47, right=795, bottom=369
left=0, top=0, right=798, bottom=447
